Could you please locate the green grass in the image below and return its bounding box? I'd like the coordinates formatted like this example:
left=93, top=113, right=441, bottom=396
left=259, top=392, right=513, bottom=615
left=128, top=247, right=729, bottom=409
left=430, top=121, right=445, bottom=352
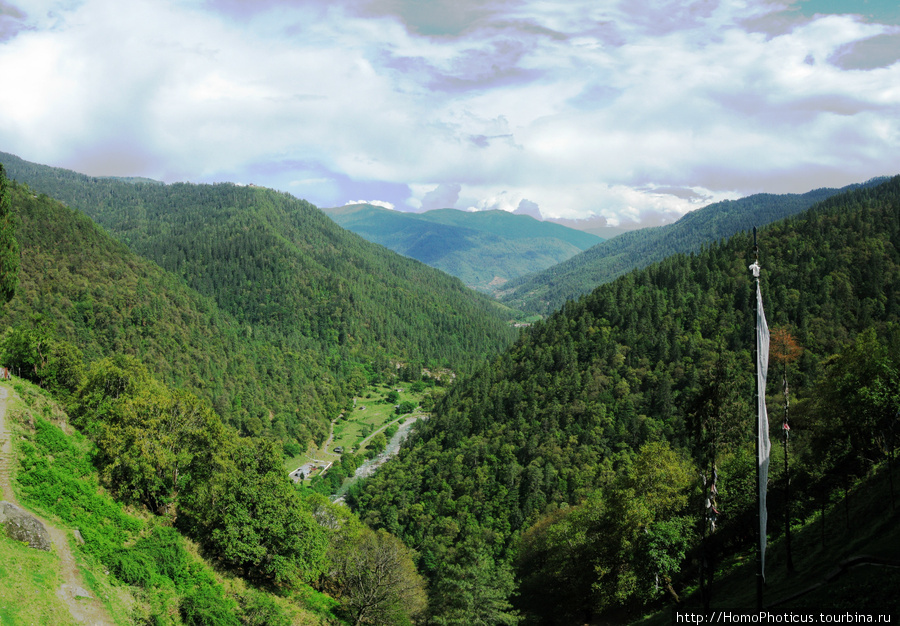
left=3, top=379, right=333, bottom=625
left=284, top=382, right=431, bottom=473
left=0, top=534, right=76, bottom=626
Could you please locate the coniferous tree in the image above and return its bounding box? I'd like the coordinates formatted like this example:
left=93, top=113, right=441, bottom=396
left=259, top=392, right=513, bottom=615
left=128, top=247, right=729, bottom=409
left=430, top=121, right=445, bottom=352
left=0, top=164, right=19, bottom=304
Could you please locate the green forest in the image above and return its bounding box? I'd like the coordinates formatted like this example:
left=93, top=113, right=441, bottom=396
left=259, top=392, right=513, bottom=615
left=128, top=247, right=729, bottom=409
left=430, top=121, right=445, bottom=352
left=1, top=155, right=899, bottom=624
left=350, top=177, right=900, bottom=622
left=0, top=161, right=459, bottom=624
left=0, top=153, right=518, bottom=450
left=498, top=180, right=884, bottom=315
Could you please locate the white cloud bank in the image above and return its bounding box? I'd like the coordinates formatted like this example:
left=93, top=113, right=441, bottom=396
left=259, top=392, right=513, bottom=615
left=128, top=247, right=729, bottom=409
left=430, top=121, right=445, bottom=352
left=0, top=0, right=898, bottom=224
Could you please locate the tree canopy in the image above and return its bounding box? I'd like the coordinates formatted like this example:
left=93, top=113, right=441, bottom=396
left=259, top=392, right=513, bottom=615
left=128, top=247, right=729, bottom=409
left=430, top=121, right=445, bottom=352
left=0, top=163, right=19, bottom=304
left=352, top=176, right=900, bottom=621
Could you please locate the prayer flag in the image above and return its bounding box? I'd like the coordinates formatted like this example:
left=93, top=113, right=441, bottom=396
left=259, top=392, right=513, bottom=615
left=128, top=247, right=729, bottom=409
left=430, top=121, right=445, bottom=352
left=752, top=264, right=771, bottom=578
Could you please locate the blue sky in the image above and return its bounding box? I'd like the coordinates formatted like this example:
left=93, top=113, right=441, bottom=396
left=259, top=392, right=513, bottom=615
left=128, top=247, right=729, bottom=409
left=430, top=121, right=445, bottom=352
left=1, top=0, right=898, bottom=227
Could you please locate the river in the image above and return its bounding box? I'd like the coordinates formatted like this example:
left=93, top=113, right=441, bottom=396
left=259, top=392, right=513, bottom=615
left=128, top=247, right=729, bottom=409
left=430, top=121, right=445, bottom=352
left=331, top=415, right=423, bottom=502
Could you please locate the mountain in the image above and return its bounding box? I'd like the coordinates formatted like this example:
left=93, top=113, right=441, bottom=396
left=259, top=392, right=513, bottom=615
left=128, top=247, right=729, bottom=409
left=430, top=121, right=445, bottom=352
left=0, top=152, right=518, bottom=373
left=321, top=204, right=603, bottom=293
left=349, top=176, right=900, bottom=622
left=545, top=214, right=642, bottom=239
left=0, top=164, right=431, bottom=626
left=0, top=153, right=519, bottom=448
left=0, top=177, right=343, bottom=444
left=498, top=180, right=887, bottom=315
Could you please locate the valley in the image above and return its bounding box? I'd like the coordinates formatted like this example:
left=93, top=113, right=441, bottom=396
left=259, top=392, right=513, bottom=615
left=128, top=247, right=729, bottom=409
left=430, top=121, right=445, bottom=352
left=285, top=379, right=438, bottom=493
left=0, top=156, right=898, bottom=623
left=2, top=1, right=899, bottom=622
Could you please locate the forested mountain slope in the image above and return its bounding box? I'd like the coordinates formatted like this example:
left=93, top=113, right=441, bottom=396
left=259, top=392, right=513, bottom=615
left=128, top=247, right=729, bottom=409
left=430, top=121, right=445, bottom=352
left=322, top=204, right=602, bottom=293
left=0, top=180, right=340, bottom=444
left=0, top=152, right=518, bottom=373
left=350, top=177, right=900, bottom=622
left=498, top=180, right=884, bottom=315
left=0, top=162, right=431, bottom=626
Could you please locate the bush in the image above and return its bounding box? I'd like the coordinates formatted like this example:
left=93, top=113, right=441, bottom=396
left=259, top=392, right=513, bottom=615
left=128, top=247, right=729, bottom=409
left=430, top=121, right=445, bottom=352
left=283, top=440, right=302, bottom=458
left=134, top=526, right=188, bottom=587
left=180, top=583, right=240, bottom=626
left=111, top=550, right=157, bottom=587
left=237, top=590, right=291, bottom=626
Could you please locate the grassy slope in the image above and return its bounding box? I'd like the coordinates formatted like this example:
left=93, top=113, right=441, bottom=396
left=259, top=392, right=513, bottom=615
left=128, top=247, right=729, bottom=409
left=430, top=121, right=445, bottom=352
left=0, top=535, right=77, bottom=625
left=1, top=379, right=134, bottom=625
left=0, top=377, right=334, bottom=625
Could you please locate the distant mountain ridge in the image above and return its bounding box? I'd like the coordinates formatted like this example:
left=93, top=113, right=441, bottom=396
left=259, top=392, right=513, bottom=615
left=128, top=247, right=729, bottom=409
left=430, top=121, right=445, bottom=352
left=322, top=203, right=603, bottom=293
left=498, top=178, right=889, bottom=314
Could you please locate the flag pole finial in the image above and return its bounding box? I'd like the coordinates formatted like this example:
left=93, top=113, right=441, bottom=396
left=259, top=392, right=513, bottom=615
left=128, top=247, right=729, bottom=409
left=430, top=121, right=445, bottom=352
left=750, top=227, right=761, bottom=278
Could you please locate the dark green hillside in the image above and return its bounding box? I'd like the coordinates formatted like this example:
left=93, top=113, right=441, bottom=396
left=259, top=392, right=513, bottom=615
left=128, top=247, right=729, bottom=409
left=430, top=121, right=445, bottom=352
left=1, top=152, right=517, bottom=372
left=0, top=181, right=338, bottom=443
left=322, top=203, right=602, bottom=293
left=350, top=177, right=900, bottom=622
left=499, top=180, right=884, bottom=315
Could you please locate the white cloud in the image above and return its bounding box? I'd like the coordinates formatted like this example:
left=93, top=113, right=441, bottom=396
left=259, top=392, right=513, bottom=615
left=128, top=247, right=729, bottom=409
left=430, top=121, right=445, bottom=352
left=345, top=199, right=396, bottom=210
left=0, top=0, right=898, bottom=224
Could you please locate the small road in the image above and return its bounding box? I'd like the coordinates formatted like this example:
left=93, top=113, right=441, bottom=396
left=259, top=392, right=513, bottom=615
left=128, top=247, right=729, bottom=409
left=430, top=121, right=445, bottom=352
left=356, top=411, right=420, bottom=450
left=332, top=414, right=426, bottom=503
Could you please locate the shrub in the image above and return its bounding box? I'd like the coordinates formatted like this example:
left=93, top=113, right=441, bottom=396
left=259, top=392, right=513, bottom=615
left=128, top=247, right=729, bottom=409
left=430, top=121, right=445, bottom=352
left=180, top=583, right=240, bottom=626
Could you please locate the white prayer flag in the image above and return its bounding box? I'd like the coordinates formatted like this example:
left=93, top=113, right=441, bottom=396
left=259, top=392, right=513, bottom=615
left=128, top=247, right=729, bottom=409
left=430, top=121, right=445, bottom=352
left=753, top=267, right=771, bottom=579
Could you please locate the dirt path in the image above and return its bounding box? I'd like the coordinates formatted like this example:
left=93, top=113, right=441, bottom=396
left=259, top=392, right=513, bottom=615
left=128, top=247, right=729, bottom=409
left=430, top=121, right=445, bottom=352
left=0, top=388, right=12, bottom=500
left=0, top=385, right=116, bottom=626
left=321, top=416, right=337, bottom=454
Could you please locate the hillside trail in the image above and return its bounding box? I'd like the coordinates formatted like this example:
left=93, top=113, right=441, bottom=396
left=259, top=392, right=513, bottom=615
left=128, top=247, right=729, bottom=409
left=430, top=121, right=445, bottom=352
left=0, top=385, right=116, bottom=626
left=322, top=416, right=337, bottom=454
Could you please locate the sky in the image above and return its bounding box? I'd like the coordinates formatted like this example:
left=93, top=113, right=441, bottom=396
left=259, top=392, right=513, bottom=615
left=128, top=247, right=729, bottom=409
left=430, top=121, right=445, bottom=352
left=1, top=0, right=899, bottom=227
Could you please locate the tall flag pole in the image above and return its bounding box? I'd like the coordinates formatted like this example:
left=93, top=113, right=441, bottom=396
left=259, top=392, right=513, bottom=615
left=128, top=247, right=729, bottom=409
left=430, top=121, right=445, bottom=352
left=750, top=227, right=770, bottom=609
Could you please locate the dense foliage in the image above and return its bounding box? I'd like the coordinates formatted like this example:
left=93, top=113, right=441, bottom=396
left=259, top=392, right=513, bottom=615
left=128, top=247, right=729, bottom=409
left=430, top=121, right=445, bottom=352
left=499, top=180, right=884, bottom=314
left=12, top=359, right=428, bottom=624
left=0, top=181, right=339, bottom=445
left=351, top=177, right=900, bottom=621
left=323, top=204, right=602, bottom=293
left=0, top=164, right=19, bottom=304
left=1, top=151, right=517, bottom=372
left=10, top=381, right=302, bottom=625
left=0, top=168, right=518, bottom=456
